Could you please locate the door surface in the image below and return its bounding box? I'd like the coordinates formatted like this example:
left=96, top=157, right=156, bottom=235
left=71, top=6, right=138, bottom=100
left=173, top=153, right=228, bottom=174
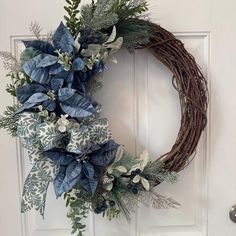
left=0, top=0, right=236, bottom=236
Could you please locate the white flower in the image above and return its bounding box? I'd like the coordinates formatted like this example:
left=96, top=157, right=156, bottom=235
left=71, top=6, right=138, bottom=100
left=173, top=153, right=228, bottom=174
left=102, top=175, right=115, bottom=191
left=57, top=114, right=71, bottom=133
left=102, top=146, right=127, bottom=191
left=106, top=146, right=127, bottom=175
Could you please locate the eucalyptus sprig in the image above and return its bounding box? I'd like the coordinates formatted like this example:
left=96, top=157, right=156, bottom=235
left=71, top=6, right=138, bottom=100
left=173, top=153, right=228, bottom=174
left=65, top=191, right=90, bottom=236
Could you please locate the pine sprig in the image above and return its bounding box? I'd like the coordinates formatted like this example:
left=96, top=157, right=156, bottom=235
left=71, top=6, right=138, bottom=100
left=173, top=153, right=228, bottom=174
left=112, top=0, right=149, bottom=21
left=80, top=0, right=118, bottom=32
left=116, top=18, right=152, bottom=49
left=64, top=0, right=82, bottom=36
left=0, top=105, right=19, bottom=136
left=143, top=161, right=179, bottom=186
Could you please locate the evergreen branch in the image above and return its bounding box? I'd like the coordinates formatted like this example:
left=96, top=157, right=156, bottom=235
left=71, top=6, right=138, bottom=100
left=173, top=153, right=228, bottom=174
left=0, top=105, right=19, bottom=136
left=116, top=18, right=153, bottom=49
left=85, top=76, right=103, bottom=96
left=80, top=0, right=118, bottom=32
left=64, top=0, right=82, bottom=36
left=143, top=160, right=179, bottom=186
left=112, top=0, right=149, bottom=21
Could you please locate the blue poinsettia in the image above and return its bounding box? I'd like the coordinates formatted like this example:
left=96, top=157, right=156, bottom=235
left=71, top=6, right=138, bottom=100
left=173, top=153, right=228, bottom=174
left=15, top=82, right=96, bottom=118
left=44, top=140, right=119, bottom=197
left=15, top=22, right=107, bottom=117
left=23, top=22, right=85, bottom=85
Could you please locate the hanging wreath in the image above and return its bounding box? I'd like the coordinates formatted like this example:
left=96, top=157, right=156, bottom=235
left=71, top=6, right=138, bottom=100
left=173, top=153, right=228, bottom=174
left=0, top=0, right=208, bottom=235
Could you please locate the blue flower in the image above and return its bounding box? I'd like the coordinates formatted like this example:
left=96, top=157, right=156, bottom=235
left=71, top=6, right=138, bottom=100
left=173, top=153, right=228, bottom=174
left=44, top=140, right=119, bottom=197
left=22, top=22, right=85, bottom=86
left=15, top=82, right=96, bottom=118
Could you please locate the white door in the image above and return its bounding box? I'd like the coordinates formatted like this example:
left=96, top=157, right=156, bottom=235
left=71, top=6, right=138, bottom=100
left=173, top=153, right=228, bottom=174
left=0, top=0, right=236, bottom=236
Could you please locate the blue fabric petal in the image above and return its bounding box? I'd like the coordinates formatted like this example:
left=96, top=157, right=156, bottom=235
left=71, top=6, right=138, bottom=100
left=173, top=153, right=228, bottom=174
left=63, top=71, right=74, bottom=88
left=50, top=78, right=64, bottom=91
left=60, top=94, right=95, bottom=118
left=82, top=162, right=95, bottom=179
left=44, top=150, right=74, bottom=166
left=79, top=175, right=98, bottom=195
left=58, top=88, right=76, bottom=102
left=37, top=55, right=58, bottom=68
left=23, top=40, right=55, bottom=54
left=53, top=162, right=82, bottom=198
left=53, top=166, right=66, bottom=198
left=52, top=22, right=74, bottom=53
left=16, top=93, right=49, bottom=114
left=49, top=63, right=63, bottom=75
left=66, top=161, right=82, bottom=179
left=89, top=140, right=119, bottom=167
left=16, top=83, right=47, bottom=103
left=42, top=100, right=57, bottom=111
left=53, top=71, right=74, bottom=88
left=73, top=57, right=85, bottom=71
left=23, top=54, right=50, bottom=84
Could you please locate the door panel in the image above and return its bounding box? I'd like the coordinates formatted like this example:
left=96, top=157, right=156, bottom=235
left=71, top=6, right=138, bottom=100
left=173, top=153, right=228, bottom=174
left=10, top=32, right=209, bottom=236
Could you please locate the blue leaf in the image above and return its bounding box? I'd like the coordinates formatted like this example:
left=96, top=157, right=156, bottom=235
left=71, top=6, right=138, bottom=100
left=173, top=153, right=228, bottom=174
left=52, top=22, right=74, bottom=53
left=60, top=94, right=95, bottom=118
left=73, top=57, right=85, bottom=71
left=72, top=73, right=86, bottom=94
left=66, top=161, right=82, bottom=180
left=49, top=63, right=63, bottom=75
left=58, top=88, right=76, bottom=102
left=23, top=40, right=55, bottom=54
left=37, top=55, right=58, bottom=68
left=44, top=150, right=74, bottom=165
left=42, top=100, right=57, bottom=111
left=80, top=176, right=98, bottom=195
left=16, top=93, right=49, bottom=114
left=82, top=162, right=95, bottom=179
left=50, top=78, right=64, bottom=91
left=59, top=162, right=82, bottom=195
left=53, top=166, right=66, bottom=198
left=23, top=54, right=50, bottom=84
left=53, top=162, right=82, bottom=197
left=16, top=83, right=47, bottom=103
left=89, top=140, right=119, bottom=167
left=53, top=71, right=74, bottom=88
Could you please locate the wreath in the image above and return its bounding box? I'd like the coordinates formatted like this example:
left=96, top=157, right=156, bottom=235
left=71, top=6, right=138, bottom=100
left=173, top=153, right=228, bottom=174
left=0, top=0, right=208, bottom=235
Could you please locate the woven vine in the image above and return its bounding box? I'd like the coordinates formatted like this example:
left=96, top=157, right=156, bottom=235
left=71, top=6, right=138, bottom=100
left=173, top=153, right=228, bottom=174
left=143, top=23, right=208, bottom=173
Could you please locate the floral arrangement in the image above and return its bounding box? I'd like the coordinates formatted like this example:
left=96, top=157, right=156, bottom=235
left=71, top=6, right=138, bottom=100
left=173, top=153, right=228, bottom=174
left=0, top=0, right=208, bottom=235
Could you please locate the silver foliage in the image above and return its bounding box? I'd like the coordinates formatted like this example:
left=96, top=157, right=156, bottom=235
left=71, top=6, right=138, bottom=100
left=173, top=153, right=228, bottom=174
left=0, top=51, right=19, bottom=72
left=139, top=190, right=180, bottom=209
left=29, top=21, right=42, bottom=39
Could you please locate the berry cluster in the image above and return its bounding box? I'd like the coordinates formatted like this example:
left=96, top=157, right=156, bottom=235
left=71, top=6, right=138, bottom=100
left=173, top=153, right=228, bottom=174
left=127, top=182, right=139, bottom=194
left=131, top=168, right=141, bottom=176
left=94, top=200, right=116, bottom=214
left=126, top=168, right=141, bottom=194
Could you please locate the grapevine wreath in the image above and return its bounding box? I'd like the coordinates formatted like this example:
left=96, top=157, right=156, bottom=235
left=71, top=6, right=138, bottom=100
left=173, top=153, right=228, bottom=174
left=0, top=0, right=208, bottom=235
